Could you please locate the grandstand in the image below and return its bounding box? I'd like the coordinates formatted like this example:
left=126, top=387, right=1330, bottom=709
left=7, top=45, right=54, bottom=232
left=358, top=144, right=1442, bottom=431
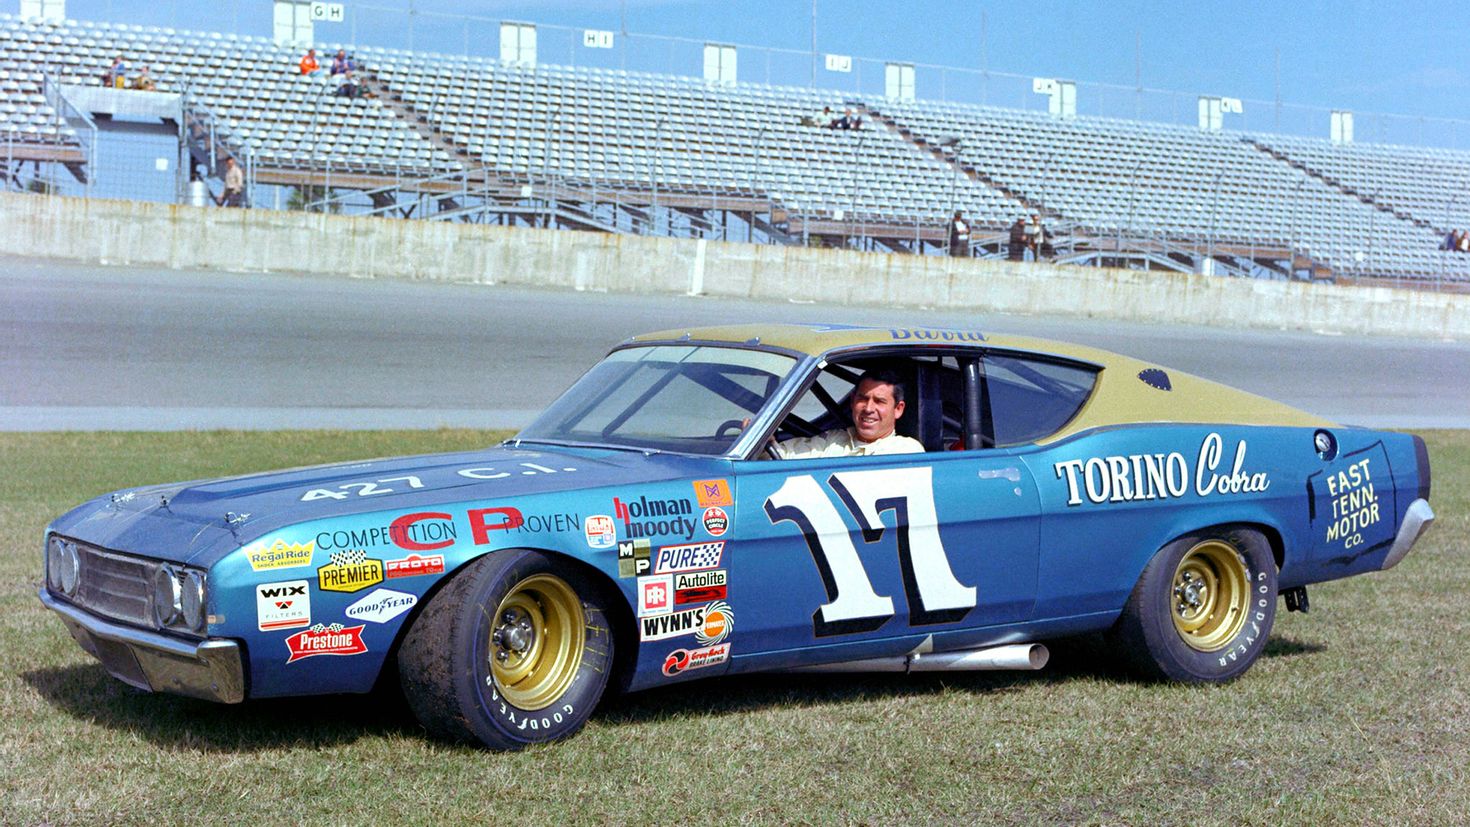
left=3, top=11, right=1469, bottom=287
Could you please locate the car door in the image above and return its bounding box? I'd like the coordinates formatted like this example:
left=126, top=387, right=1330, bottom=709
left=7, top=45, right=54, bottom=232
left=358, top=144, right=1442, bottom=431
left=728, top=446, right=1040, bottom=670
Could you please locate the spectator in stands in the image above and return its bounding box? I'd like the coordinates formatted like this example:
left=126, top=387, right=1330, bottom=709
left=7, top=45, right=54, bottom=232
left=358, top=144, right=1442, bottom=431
left=800, top=106, right=831, bottom=128
left=102, top=55, right=128, bottom=88
left=300, top=48, right=324, bottom=77
left=1460, top=231, right=1470, bottom=253
left=334, top=72, right=359, bottom=98
left=131, top=65, right=156, bottom=92
left=216, top=157, right=245, bottom=208
left=1024, top=213, right=1045, bottom=261
left=948, top=210, right=970, bottom=257
left=330, top=49, right=354, bottom=76
left=1007, top=217, right=1027, bottom=261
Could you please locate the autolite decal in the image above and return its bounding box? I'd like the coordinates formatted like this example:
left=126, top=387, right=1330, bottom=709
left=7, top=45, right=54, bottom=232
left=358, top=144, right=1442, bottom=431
left=245, top=539, right=315, bottom=572
left=662, top=643, right=731, bottom=676
left=674, top=569, right=727, bottom=605
left=317, top=550, right=384, bottom=593
left=1052, top=432, right=1271, bottom=507
left=285, top=623, right=367, bottom=662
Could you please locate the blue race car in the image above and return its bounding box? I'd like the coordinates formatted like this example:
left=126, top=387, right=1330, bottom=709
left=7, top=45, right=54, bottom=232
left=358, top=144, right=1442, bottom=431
left=39, top=323, right=1434, bottom=750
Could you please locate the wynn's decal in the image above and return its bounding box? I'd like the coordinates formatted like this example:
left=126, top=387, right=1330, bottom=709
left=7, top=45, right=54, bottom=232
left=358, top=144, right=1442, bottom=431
left=1052, top=432, right=1271, bottom=507
left=764, top=467, right=976, bottom=637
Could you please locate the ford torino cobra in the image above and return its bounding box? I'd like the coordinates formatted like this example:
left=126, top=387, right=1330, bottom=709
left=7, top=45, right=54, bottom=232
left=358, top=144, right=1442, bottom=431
left=40, top=323, right=1434, bottom=749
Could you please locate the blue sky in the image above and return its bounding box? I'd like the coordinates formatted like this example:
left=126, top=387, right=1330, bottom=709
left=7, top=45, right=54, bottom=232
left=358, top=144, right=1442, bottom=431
left=56, top=1, right=1470, bottom=143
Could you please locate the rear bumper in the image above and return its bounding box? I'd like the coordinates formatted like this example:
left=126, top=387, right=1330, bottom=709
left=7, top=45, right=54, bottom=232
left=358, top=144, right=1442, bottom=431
left=1381, top=498, right=1434, bottom=571
left=39, top=587, right=245, bottom=703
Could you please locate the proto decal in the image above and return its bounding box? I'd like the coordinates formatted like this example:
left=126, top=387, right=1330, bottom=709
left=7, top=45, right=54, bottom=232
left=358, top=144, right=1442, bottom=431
left=255, top=580, right=311, bottom=632
left=285, top=623, right=367, bottom=662
left=653, top=541, right=724, bottom=574
left=1051, top=432, right=1271, bottom=507
left=765, top=467, right=976, bottom=637
left=662, top=643, right=731, bottom=677
left=637, top=575, right=673, bottom=617
left=316, top=550, right=385, bottom=593
left=345, top=588, right=418, bottom=624
left=245, top=538, right=315, bottom=572
left=702, top=506, right=729, bottom=537
left=614, top=495, right=697, bottom=540
left=385, top=553, right=444, bottom=579
left=693, top=479, right=733, bottom=508
left=695, top=600, right=734, bottom=646
left=674, top=569, right=727, bottom=605
left=617, top=539, right=651, bottom=578
left=585, top=514, right=616, bottom=549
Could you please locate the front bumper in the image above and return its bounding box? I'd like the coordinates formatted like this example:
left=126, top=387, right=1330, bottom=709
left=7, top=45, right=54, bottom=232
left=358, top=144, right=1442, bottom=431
left=39, top=587, right=245, bottom=703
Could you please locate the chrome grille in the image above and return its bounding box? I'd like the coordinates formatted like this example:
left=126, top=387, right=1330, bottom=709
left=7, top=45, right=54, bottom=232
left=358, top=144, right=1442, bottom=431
left=71, top=540, right=156, bottom=628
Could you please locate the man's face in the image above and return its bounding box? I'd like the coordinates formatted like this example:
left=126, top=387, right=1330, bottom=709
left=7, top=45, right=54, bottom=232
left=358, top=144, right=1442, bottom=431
left=850, top=378, right=904, bottom=443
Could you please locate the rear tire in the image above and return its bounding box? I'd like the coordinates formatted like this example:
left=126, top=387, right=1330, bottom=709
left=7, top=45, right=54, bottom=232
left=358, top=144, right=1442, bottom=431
left=1113, top=527, right=1276, bottom=683
left=399, top=549, right=614, bottom=750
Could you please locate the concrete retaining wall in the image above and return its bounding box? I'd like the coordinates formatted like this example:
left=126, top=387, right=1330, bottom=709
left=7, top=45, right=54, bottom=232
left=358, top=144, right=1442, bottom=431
left=5, top=192, right=1466, bottom=340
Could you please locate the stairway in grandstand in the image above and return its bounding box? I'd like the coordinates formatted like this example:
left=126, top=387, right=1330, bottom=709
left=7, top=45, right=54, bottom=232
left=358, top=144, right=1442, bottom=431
left=3, top=12, right=1470, bottom=284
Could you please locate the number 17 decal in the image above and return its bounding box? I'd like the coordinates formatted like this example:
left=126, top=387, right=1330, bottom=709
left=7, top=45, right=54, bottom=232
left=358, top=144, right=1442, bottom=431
left=764, top=467, right=977, bottom=637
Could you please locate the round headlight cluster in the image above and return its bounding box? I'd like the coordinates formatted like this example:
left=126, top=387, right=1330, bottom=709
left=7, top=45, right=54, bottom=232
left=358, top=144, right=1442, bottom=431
left=152, top=564, right=183, bottom=626
left=47, top=536, right=80, bottom=597
left=181, top=570, right=207, bottom=633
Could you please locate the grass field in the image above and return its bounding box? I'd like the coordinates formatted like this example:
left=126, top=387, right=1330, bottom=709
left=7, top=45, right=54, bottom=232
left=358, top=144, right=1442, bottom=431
left=2, top=430, right=1466, bottom=825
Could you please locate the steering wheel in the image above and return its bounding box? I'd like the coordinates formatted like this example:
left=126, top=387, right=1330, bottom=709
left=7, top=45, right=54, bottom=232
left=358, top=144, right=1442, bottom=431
left=714, top=419, right=746, bottom=438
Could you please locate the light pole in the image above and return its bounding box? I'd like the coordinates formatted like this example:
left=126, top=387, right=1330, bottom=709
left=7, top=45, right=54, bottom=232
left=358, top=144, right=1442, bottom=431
left=1207, top=168, right=1223, bottom=271
left=753, top=125, right=769, bottom=242
left=850, top=131, right=867, bottom=249
left=1287, top=176, right=1306, bottom=278
left=650, top=118, right=665, bottom=236
left=941, top=135, right=962, bottom=255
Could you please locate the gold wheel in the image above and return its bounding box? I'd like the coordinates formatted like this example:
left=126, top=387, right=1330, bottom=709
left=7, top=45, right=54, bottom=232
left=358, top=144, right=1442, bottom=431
left=1170, top=539, right=1249, bottom=652
left=487, top=574, right=586, bottom=711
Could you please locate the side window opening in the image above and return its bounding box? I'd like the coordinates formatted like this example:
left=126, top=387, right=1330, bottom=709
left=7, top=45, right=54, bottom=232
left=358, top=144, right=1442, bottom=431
left=979, top=354, right=1098, bottom=446
left=771, top=355, right=968, bottom=455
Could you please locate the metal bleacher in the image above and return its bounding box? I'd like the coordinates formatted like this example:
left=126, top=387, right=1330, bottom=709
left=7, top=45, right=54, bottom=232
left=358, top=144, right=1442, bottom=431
left=3, top=12, right=1468, bottom=285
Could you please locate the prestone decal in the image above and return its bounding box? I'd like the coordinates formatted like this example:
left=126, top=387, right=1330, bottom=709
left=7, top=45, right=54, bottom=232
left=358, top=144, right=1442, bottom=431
left=285, top=623, right=367, bottom=662
left=1052, top=432, right=1271, bottom=507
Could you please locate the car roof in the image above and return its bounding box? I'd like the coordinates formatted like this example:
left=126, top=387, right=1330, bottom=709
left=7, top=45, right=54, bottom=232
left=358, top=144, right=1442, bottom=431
left=628, top=323, right=1333, bottom=437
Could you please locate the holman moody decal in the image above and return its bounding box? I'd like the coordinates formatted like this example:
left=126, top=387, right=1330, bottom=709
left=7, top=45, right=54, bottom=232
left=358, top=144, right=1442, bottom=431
left=1053, top=432, right=1271, bottom=507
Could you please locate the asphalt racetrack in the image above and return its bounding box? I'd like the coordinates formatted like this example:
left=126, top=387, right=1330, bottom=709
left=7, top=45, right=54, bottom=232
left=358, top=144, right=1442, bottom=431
left=3, top=255, right=1466, bottom=430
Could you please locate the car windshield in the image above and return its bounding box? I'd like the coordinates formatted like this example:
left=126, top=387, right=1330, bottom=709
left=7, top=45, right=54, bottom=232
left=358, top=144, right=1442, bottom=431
left=516, top=345, right=800, bottom=455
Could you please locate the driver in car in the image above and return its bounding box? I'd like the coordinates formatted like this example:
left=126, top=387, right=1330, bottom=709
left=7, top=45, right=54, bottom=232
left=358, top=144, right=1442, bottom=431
left=774, top=369, right=925, bottom=459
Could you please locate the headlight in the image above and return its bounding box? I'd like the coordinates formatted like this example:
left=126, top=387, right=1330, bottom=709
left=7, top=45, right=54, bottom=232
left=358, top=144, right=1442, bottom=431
left=47, top=535, right=80, bottom=597
left=180, top=570, right=207, bottom=633
left=152, top=564, right=183, bottom=626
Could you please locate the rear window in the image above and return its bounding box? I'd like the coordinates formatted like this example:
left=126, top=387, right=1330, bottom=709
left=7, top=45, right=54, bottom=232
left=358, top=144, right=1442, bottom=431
left=983, top=354, right=1096, bottom=446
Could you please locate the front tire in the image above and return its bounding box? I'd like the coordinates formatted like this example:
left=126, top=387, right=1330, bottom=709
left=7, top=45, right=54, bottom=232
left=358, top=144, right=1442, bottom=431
left=399, top=549, right=614, bottom=750
left=1113, top=527, right=1276, bottom=683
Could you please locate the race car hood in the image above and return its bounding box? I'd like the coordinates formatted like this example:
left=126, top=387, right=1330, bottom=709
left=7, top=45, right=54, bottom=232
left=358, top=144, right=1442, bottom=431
left=48, top=443, right=716, bottom=567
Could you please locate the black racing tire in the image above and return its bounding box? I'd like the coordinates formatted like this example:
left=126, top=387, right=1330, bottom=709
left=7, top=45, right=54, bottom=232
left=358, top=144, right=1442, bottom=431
left=1112, top=527, right=1277, bottom=683
left=399, top=549, right=614, bottom=750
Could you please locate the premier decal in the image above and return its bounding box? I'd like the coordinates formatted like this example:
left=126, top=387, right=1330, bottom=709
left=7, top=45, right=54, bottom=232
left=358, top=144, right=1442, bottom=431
left=345, top=588, right=418, bottom=624
left=1052, top=432, right=1271, bottom=507
left=385, top=553, right=445, bottom=579
left=674, top=569, right=727, bottom=605
left=256, top=580, right=310, bottom=632
left=286, top=623, right=367, bottom=662
left=245, top=539, right=315, bottom=572
left=695, top=600, right=734, bottom=646
left=662, top=643, right=731, bottom=677
left=637, top=575, right=673, bottom=617
left=653, top=541, right=724, bottom=574
left=585, top=514, right=616, bottom=549
left=701, top=506, right=729, bottom=537
left=317, top=550, right=385, bottom=593
left=640, top=605, right=709, bottom=641
left=617, top=539, right=651, bottom=578
left=614, top=495, right=697, bottom=540
left=692, top=479, right=733, bottom=508
left=1323, top=457, right=1382, bottom=549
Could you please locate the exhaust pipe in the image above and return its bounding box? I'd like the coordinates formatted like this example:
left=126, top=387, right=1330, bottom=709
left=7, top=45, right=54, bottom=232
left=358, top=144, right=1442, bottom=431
left=788, top=643, right=1048, bottom=674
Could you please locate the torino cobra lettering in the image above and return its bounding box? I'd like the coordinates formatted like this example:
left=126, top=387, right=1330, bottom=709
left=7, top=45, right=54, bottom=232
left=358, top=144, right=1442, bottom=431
left=1053, top=432, right=1270, bottom=507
